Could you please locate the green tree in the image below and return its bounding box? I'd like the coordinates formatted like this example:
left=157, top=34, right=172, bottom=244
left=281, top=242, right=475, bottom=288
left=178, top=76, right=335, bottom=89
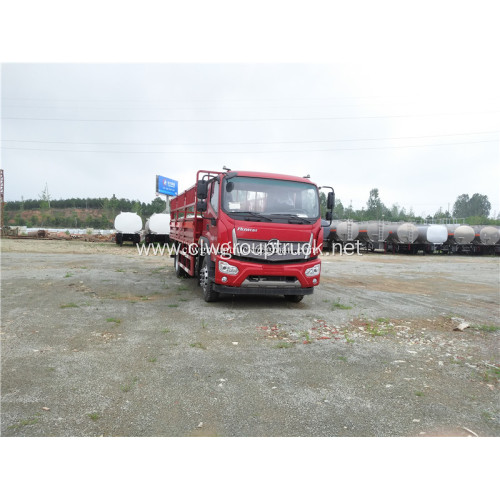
left=132, top=201, right=143, bottom=216
left=333, top=198, right=345, bottom=219
left=366, top=188, right=384, bottom=220
left=452, top=194, right=470, bottom=218
left=39, top=183, right=51, bottom=209
left=453, top=193, right=491, bottom=218
left=468, top=193, right=491, bottom=217
left=319, top=192, right=327, bottom=218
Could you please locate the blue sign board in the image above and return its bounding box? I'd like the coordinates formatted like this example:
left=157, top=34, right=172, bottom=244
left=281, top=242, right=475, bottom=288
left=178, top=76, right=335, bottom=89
left=157, top=175, right=178, bottom=196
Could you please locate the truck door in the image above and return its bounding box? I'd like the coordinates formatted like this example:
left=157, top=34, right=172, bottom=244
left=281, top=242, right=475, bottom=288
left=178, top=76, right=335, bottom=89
left=204, top=179, right=219, bottom=251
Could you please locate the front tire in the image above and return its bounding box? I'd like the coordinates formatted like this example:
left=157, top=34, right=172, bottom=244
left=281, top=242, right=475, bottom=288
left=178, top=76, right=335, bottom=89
left=174, top=253, right=187, bottom=278
left=199, top=256, right=219, bottom=302
left=285, top=295, right=304, bottom=303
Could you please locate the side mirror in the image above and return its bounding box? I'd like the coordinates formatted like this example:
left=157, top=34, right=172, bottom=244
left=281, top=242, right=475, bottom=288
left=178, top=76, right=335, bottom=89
left=327, top=191, right=335, bottom=210
left=197, top=180, right=208, bottom=200
left=325, top=210, right=333, bottom=222
left=196, top=200, right=207, bottom=212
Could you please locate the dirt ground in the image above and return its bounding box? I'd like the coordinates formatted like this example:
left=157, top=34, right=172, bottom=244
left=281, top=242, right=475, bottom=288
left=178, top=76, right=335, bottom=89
left=1, top=238, right=499, bottom=436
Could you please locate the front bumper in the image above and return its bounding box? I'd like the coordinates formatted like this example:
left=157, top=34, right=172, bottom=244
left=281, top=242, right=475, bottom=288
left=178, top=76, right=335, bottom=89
left=214, top=255, right=321, bottom=292
left=213, top=283, right=314, bottom=296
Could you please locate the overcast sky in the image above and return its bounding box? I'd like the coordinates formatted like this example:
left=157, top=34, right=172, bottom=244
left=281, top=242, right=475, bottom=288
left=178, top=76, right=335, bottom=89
left=1, top=10, right=499, bottom=219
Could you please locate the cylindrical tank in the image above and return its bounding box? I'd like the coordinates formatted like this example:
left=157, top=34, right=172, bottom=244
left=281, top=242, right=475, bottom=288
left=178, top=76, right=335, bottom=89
left=478, top=226, right=500, bottom=245
left=114, top=212, right=142, bottom=233
left=395, top=222, right=419, bottom=244
left=335, top=220, right=359, bottom=242
left=453, top=225, right=475, bottom=244
left=358, top=221, right=395, bottom=243
left=427, top=224, right=449, bottom=244
left=147, top=213, right=171, bottom=234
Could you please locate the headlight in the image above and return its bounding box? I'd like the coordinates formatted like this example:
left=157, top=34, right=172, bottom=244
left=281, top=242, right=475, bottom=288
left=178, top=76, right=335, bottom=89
left=305, top=263, right=320, bottom=277
left=218, top=260, right=239, bottom=275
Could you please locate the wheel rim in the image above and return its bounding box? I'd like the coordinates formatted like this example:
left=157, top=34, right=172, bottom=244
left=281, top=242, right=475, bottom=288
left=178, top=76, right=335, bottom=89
left=200, top=263, right=208, bottom=290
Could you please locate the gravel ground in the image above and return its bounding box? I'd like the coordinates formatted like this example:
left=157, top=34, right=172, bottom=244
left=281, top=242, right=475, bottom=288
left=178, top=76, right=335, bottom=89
left=1, top=239, right=499, bottom=436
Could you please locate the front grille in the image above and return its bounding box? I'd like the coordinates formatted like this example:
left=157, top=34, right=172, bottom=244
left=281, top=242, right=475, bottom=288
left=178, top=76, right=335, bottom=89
left=235, top=238, right=310, bottom=262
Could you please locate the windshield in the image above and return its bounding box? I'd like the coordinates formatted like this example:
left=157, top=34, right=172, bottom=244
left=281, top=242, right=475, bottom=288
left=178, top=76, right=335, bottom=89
left=222, top=176, right=319, bottom=220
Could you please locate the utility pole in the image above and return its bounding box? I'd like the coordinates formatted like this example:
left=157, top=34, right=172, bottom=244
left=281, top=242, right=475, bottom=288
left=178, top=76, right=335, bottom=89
left=0, top=169, right=5, bottom=233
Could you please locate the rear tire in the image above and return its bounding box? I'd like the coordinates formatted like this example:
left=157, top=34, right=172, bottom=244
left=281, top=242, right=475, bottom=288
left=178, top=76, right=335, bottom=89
left=200, top=256, right=219, bottom=302
left=285, top=295, right=304, bottom=303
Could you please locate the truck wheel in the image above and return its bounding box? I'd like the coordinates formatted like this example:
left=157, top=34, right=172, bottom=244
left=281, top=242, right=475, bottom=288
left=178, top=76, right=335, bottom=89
left=174, top=254, right=187, bottom=278
left=116, top=233, right=123, bottom=246
left=285, top=295, right=304, bottom=303
left=200, top=256, right=219, bottom=302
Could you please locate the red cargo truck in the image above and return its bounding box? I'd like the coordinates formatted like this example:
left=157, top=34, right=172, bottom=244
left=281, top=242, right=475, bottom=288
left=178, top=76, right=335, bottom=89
left=169, top=169, right=334, bottom=302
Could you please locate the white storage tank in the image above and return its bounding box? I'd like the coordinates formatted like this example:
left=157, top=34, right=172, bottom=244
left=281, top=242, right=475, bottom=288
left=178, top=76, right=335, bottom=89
left=114, top=212, right=142, bottom=233
left=425, top=224, right=448, bottom=244
left=147, top=213, right=171, bottom=235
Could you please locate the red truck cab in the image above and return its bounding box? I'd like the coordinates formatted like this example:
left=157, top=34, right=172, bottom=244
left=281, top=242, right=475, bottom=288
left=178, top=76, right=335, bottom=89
left=170, top=169, right=334, bottom=302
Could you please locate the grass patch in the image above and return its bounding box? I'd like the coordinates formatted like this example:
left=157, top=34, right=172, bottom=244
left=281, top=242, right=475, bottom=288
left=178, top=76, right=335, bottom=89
left=8, top=416, right=40, bottom=430
left=301, top=331, right=312, bottom=344
left=64, top=272, right=73, bottom=278
left=115, top=268, right=126, bottom=273
left=331, top=301, right=352, bottom=310
left=151, top=266, right=168, bottom=274
left=106, top=318, right=121, bottom=324
left=177, top=285, right=189, bottom=292
left=273, top=341, right=294, bottom=349
left=89, top=412, right=100, bottom=421
left=168, top=304, right=179, bottom=308
left=365, top=318, right=395, bottom=336
left=162, top=328, right=171, bottom=334
left=482, top=366, right=500, bottom=383
left=190, top=342, right=207, bottom=350
left=60, top=303, right=79, bottom=308
left=475, top=325, right=499, bottom=332
left=148, top=357, right=157, bottom=363
left=201, top=319, right=208, bottom=329
left=121, top=377, right=139, bottom=393
left=338, top=355, right=348, bottom=362
left=367, top=325, right=385, bottom=336
left=415, top=391, right=424, bottom=397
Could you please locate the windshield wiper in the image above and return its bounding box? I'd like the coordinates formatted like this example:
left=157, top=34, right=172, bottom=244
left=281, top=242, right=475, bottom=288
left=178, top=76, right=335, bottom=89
left=269, top=213, right=313, bottom=224
left=233, top=211, right=273, bottom=221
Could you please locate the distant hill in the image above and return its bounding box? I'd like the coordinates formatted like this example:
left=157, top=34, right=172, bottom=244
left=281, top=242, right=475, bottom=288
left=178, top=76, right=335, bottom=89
left=4, top=196, right=167, bottom=229
left=5, top=207, right=114, bottom=229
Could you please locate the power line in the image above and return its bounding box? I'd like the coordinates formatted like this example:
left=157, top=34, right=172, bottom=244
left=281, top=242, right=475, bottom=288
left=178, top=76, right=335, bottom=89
left=2, top=110, right=498, bottom=122
left=3, top=139, right=497, bottom=154
left=1, top=103, right=401, bottom=111
left=1, top=95, right=392, bottom=103
left=1, top=131, right=498, bottom=147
